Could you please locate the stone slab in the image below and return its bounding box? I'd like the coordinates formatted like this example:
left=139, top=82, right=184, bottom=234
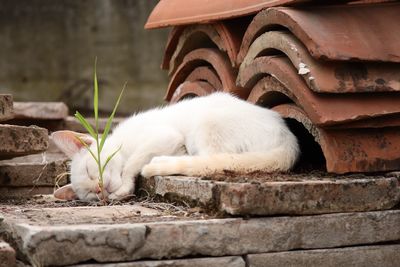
left=72, top=256, right=245, bottom=267
left=140, top=175, right=400, bottom=215
left=0, top=124, right=48, bottom=160
left=139, top=176, right=217, bottom=209
left=7, top=116, right=125, bottom=133
left=56, top=116, right=125, bottom=133
left=1, top=205, right=160, bottom=224
left=0, top=187, right=55, bottom=199
left=61, top=116, right=125, bottom=133
left=247, top=244, right=400, bottom=267
left=0, top=95, right=14, bottom=122
left=1, top=207, right=400, bottom=266
left=0, top=152, right=68, bottom=187
left=13, top=102, right=68, bottom=120
left=0, top=240, right=16, bottom=267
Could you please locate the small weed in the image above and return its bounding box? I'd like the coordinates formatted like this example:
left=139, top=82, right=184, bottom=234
left=74, top=58, right=125, bottom=202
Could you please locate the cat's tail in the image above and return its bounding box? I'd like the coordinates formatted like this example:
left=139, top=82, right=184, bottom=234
left=141, top=147, right=299, bottom=178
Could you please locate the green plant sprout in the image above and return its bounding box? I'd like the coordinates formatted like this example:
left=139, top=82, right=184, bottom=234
left=74, top=59, right=125, bottom=201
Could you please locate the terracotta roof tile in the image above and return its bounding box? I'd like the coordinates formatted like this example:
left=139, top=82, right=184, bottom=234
left=240, top=31, right=400, bottom=93
left=272, top=104, right=400, bottom=173
left=238, top=55, right=400, bottom=127
left=165, top=48, right=246, bottom=101
left=238, top=3, right=400, bottom=63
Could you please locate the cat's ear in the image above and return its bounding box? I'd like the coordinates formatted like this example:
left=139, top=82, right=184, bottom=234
left=51, top=130, right=94, bottom=158
left=54, top=184, right=78, bottom=200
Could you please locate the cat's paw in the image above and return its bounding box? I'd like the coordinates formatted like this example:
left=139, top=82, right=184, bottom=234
left=141, top=157, right=186, bottom=177
left=149, top=156, right=175, bottom=164
left=141, top=163, right=163, bottom=178
left=141, top=161, right=179, bottom=177
left=108, top=186, right=133, bottom=200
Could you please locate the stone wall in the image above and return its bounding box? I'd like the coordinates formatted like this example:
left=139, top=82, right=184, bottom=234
left=0, top=0, right=169, bottom=114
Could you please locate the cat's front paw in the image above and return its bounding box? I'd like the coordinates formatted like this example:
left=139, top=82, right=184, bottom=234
left=141, top=158, right=182, bottom=177
left=108, top=185, right=133, bottom=200
left=141, top=163, right=161, bottom=178
left=141, top=162, right=177, bottom=177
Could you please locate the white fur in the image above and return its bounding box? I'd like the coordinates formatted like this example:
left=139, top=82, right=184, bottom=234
left=56, top=92, right=300, bottom=200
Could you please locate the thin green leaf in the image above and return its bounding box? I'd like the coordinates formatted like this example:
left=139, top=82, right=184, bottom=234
left=75, top=111, right=96, bottom=138
left=101, top=145, right=122, bottom=174
left=93, top=57, right=99, bottom=132
left=75, top=135, right=98, bottom=164
left=99, top=82, right=126, bottom=151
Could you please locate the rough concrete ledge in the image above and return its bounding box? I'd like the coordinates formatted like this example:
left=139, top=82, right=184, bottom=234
left=2, top=209, right=400, bottom=266
left=13, top=102, right=68, bottom=120
left=0, top=187, right=55, bottom=199
left=139, top=176, right=218, bottom=209
left=63, top=245, right=400, bottom=267
left=0, top=152, right=68, bottom=187
left=32, top=116, right=125, bottom=133
left=0, top=95, right=14, bottom=122
left=247, top=244, right=400, bottom=267
left=71, top=256, right=245, bottom=267
left=0, top=240, right=16, bottom=267
left=140, top=175, right=400, bottom=215
left=0, top=124, right=48, bottom=160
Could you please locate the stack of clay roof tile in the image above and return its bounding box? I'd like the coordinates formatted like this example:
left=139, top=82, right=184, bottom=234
left=146, top=1, right=400, bottom=174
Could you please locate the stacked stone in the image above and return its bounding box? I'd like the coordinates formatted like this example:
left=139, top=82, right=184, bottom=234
left=0, top=100, right=126, bottom=199
left=8, top=102, right=123, bottom=133
left=0, top=96, right=49, bottom=160
left=1, top=203, right=400, bottom=266
left=0, top=96, right=68, bottom=198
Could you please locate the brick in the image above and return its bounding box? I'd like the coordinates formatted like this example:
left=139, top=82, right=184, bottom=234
left=0, top=124, right=48, bottom=160
left=0, top=152, right=68, bottom=187
left=0, top=241, right=16, bottom=267
left=247, top=244, right=400, bottom=267
left=13, top=102, right=68, bottom=120
left=0, top=94, right=13, bottom=122
left=140, top=175, right=400, bottom=215
left=2, top=208, right=400, bottom=266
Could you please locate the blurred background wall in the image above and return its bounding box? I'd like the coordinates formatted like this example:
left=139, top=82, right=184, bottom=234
left=0, top=0, right=169, bottom=115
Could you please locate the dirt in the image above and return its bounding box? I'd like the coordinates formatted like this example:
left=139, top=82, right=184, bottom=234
left=0, top=194, right=214, bottom=225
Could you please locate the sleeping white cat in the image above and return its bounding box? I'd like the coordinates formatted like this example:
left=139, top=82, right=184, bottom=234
left=52, top=92, right=300, bottom=201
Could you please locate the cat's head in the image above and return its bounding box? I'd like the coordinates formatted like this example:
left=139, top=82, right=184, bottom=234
left=51, top=130, right=123, bottom=201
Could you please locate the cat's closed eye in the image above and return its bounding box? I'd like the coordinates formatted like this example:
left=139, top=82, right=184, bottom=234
left=85, top=165, right=97, bottom=180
